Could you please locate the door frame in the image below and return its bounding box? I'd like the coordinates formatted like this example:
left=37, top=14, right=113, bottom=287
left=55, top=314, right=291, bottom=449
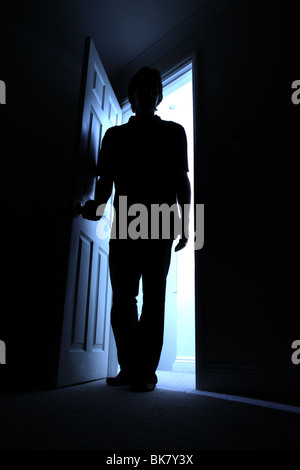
left=191, top=50, right=204, bottom=391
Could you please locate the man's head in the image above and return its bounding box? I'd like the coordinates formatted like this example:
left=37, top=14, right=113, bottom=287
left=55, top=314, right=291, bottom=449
left=128, top=67, right=163, bottom=115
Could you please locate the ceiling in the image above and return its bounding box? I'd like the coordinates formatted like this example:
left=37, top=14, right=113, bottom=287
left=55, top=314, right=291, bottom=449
left=5, top=0, right=213, bottom=83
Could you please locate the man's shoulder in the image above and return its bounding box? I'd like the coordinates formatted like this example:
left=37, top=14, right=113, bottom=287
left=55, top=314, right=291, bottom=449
left=107, top=120, right=134, bottom=133
left=158, top=118, right=185, bottom=133
left=105, top=124, right=123, bottom=135
left=157, top=119, right=186, bottom=143
left=103, top=123, right=130, bottom=143
left=105, top=118, right=185, bottom=137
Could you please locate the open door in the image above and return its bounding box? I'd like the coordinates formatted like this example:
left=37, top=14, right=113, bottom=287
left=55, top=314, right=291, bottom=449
left=57, top=37, right=121, bottom=387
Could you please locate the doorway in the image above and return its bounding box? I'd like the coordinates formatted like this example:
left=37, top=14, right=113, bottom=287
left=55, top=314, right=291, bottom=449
left=121, top=61, right=195, bottom=391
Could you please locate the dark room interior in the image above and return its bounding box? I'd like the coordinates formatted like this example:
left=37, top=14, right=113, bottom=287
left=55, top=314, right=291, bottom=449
left=0, top=0, right=299, bottom=454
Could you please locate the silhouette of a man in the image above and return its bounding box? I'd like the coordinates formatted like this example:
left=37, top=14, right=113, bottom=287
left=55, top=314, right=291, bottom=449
left=82, top=67, right=191, bottom=391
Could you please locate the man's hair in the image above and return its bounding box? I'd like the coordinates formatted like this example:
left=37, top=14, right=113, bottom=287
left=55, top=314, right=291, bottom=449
left=128, top=67, right=163, bottom=113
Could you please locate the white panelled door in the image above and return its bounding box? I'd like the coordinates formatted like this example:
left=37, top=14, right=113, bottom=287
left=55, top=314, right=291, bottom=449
left=57, top=37, right=122, bottom=387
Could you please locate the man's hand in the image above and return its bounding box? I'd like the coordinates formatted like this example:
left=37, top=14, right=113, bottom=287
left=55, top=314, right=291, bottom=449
left=81, top=200, right=102, bottom=221
left=175, top=236, right=188, bottom=252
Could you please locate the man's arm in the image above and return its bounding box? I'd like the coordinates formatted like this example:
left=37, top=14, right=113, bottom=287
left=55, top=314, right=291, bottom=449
left=81, top=176, right=113, bottom=220
left=175, top=170, right=191, bottom=252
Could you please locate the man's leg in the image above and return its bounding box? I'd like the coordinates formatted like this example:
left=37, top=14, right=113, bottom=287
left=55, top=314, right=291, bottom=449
left=131, top=239, right=173, bottom=389
left=107, top=240, right=141, bottom=383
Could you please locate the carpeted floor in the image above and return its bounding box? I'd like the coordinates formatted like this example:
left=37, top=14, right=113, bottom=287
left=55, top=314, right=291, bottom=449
left=1, top=377, right=300, bottom=451
left=156, top=370, right=195, bottom=392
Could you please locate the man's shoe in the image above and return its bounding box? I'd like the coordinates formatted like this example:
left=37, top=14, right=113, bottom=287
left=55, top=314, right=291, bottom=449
left=106, top=371, right=130, bottom=386
left=130, top=381, right=156, bottom=392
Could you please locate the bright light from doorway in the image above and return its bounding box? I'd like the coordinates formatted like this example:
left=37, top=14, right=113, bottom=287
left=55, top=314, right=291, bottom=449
left=156, top=66, right=195, bottom=390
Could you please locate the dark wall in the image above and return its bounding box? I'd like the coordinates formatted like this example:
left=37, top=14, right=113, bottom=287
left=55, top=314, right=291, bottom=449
left=204, top=6, right=299, bottom=396
left=195, top=1, right=299, bottom=396
left=146, top=0, right=300, bottom=397
left=0, top=25, right=81, bottom=388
